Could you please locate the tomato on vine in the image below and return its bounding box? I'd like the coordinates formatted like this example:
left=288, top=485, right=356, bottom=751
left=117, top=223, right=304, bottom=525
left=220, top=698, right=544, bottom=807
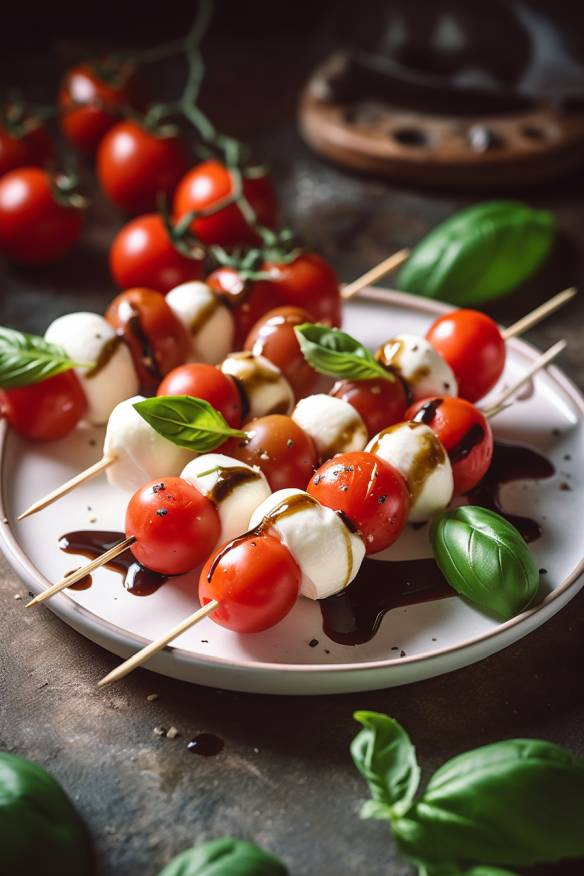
left=0, top=102, right=52, bottom=178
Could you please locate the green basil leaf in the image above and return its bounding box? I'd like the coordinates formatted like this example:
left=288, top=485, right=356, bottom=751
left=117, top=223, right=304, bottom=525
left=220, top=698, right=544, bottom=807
left=0, top=752, right=92, bottom=875
left=134, top=396, right=246, bottom=452
left=398, top=201, right=556, bottom=305
left=430, top=506, right=539, bottom=620
left=0, top=327, right=86, bottom=389
left=295, top=323, right=394, bottom=382
left=393, top=738, right=584, bottom=869
left=157, top=838, right=288, bottom=876
left=351, top=710, right=420, bottom=818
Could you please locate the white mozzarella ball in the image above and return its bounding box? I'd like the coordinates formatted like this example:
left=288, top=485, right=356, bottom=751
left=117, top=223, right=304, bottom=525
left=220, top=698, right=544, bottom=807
left=367, top=421, right=453, bottom=522
left=292, top=394, right=367, bottom=463
left=45, top=312, right=139, bottom=425
left=221, top=352, right=294, bottom=420
left=103, top=396, right=193, bottom=492
left=182, top=453, right=270, bottom=545
left=249, top=488, right=365, bottom=600
left=166, top=281, right=235, bottom=364
left=376, top=333, right=458, bottom=401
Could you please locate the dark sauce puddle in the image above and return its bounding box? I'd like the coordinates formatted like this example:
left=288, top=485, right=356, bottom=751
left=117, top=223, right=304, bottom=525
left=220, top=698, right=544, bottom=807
left=187, top=733, right=224, bottom=756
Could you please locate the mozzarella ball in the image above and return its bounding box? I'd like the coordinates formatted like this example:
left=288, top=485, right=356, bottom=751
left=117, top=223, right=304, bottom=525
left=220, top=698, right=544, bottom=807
left=182, top=453, right=270, bottom=544
left=367, top=421, right=453, bottom=522
left=376, top=333, right=458, bottom=401
left=292, top=394, right=367, bottom=463
left=45, top=312, right=139, bottom=425
left=166, top=281, right=235, bottom=364
left=103, top=396, right=193, bottom=492
left=221, top=352, right=294, bottom=420
left=249, top=488, right=365, bottom=600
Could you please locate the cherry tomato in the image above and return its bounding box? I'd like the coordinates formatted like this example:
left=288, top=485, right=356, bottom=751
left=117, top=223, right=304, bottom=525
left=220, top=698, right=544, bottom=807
left=173, top=160, right=277, bottom=247
left=225, top=414, right=318, bottom=491
left=110, top=213, right=203, bottom=294
left=426, top=309, right=505, bottom=403
left=262, top=253, right=341, bottom=327
left=0, top=371, right=86, bottom=441
left=199, top=532, right=300, bottom=633
left=126, top=476, right=220, bottom=575
left=207, top=266, right=277, bottom=348
left=244, top=306, right=318, bottom=398
left=308, top=451, right=409, bottom=555
left=405, top=396, right=493, bottom=495
left=330, top=376, right=409, bottom=438
left=0, top=119, right=52, bottom=177
left=158, top=363, right=242, bottom=429
left=97, top=122, right=189, bottom=213
left=59, top=64, right=136, bottom=154
left=0, top=168, right=84, bottom=263
left=105, top=288, right=190, bottom=392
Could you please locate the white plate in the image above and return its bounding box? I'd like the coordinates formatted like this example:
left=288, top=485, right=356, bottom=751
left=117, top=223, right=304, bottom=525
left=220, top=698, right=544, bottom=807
left=1, top=289, right=583, bottom=695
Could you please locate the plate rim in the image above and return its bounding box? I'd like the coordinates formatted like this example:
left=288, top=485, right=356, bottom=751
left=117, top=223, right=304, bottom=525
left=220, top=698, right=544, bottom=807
left=2, top=287, right=583, bottom=680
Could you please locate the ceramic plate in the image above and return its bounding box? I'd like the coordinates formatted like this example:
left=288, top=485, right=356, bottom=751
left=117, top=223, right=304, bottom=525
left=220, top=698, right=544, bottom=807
left=1, top=289, right=583, bottom=694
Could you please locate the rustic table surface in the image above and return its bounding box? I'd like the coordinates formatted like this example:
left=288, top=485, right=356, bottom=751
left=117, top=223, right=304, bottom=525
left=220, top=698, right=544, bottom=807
left=1, top=12, right=584, bottom=876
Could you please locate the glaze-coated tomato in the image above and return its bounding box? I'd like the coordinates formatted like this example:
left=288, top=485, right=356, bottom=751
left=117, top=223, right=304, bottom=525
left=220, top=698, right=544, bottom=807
left=126, top=476, right=220, bottom=575
left=105, top=287, right=190, bottom=392
left=157, top=363, right=242, bottom=429
left=330, top=376, right=409, bottom=438
left=405, top=396, right=493, bottom=495
left=225, top=414, right=318, bottom=491
left=173, top=160, right=277, bottom=247
left=110, top=213, right=203, bottom=294
left=0, top=119, right=52, bottom=177
left=199, top=533, right=300, bottom=633
left=244, top=306, right=318, bottom=398
left=0, top=168, right=83, bottom=263
left=308, top=451, right=409, bottom=555
left=59, top=64, right=136, bottom=154
left=0, top=370, right=86, bottom=441
left=426, top=309, right=505, bottom=403
left=207, top=266, right=278, bottom=348
left=97, top=122, right=189, bottom=213
left=263, top=253, right=341, bottom=327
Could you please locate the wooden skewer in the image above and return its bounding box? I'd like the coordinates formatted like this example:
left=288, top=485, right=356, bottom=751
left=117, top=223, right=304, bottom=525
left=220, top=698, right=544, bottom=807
left=501, top=287, right=576, bottom=339
left=483, top=339, right=566, bottom=419
left=17, top=455, right=116, bottom=522
left=26, top=535, right=136, bottom=608
left=341, top=248, right=410, bottom=300
left=98, top=599, right=220, bottom=687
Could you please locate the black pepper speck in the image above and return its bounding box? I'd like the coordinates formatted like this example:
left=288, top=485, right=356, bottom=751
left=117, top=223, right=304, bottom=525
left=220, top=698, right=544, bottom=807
left=156, top=508, right=168, bottom=517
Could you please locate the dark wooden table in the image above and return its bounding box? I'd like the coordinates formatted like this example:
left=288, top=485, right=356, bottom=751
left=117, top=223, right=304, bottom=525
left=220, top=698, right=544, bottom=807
left=1, top=15, right=584, bottom=876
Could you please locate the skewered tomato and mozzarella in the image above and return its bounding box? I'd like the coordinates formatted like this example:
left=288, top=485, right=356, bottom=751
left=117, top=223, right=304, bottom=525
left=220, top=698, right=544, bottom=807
left=220, top=351, right=294, bottom=419
left=329, top=376, right=410, bottom=439
left=166, top=281, right=235, bottom=365
left=157, top=363, right=242, bottom=429
left=376, top=333, right=458, bottom=401
left=244, top=306, right=319, bottom=398
left=292, top=394, right=368, bottom=463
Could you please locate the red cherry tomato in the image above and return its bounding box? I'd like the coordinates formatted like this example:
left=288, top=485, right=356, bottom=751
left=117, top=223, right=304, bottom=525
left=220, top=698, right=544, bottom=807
left=405, top=396, right=493, bottom=495
left=105, top=287, right=190, bottom=392
left=330, top=376, right=409, bottom=438
left=426, top=309, right=505, bottom=403
left=97, top=122, right=189, bottom=213
left=199, top=532, right=300, bottom=633
left=59, top=64, right=136, bottom=154
left=126, top=477, right=220, bottom=575
left=0, top=118, right=52, bottom=177
left=207, top=266, right=278, bottom=348
left=110, top=213, right=203, bottom=294
left=158, top=363, right=242, bottom=429
left=308, top=451, right=409, bottom=555
left=173, top=160, right=277, bottom=247
left=262, top=253, right=341, bottom=327
left=224, top=414, right=318, bottom=491
left=0, top=371, right=86, bottom=441
left=0, top=168, right=83, bottom=263
left=244, top=306, right=318, bottom=398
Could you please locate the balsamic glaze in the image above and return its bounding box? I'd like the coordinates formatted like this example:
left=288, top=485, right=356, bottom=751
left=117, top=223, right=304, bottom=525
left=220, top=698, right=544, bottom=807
left=187, top=733, right=224, bottom=756
left=450, top=423, right=485, bottom=463
left=127, top=314, right=163, bottom=385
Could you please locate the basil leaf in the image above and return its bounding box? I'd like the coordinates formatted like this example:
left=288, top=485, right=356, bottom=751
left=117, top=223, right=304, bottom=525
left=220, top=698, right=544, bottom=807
left=351, top=711, right=420, bottom=819
left=0, top=327, right=85, bottom=389
left=157, top=838, right=288, bottom=876
left=393, top=738, right=584, bottom=870
left=134, top=396, right=246, bottom=452
left=430, top=506, right=539, bottom=620
left=295, top=323, right=394, bottom=382
left=398, top=201, right=555, bottom=305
